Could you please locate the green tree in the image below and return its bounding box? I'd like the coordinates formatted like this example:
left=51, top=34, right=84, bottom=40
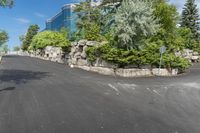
left=181, top=0, right=200, bottom=40
left=0, top=30, right=8, bottom=47
left=74, top=2, right=102, bottom=40
left=30, top=31, right=70, bottom=52
left=0, top=0, right=13, bottom=7
left=153, top=2, right=178, bottom=33
left=21, top=24, right=40, bottom=51
left=0, top=44, right=9, bottom=53
left=113, top=0, right=159, bottom=50
left=13, top=46, right=20, bottom=51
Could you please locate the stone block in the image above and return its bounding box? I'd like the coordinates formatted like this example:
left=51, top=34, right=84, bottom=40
left=77, top=59, right=88, bottom=66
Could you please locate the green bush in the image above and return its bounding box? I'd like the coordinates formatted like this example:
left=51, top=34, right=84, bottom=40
left=30, top=31, right=71, bottom=52
left=85, top=43, right=191, bottom=71
left=84, top=23, right=104, bottom=41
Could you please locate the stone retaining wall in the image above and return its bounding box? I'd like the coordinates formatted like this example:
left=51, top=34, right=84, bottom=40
left=24, top=39, right=185, bottom=77
left=73, top=65, right=178, bottom=77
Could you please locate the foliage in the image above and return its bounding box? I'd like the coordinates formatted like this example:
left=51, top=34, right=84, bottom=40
left=0, top=44, right=9, bottom=53
left=0, top=0, right=13, bottom=7
left=0, top=30, right=8, bottom=46
left=153, top=2, right=178, bottom=33
left=84, top=22, right=104, bottom=41
left=21, top=25, right=40, bottom=51
left=86, top=43, right=191, bottom=71
left=74, top=2, right=102, bottom=41
left=181, top=0, right=200, bottom=40
left=13, top=46, right=20, bottom=51
left=30, top=31, right=71, bottom=52
left=19, top=35, right=25, bottom=42
left=113, top=0, right=159, bottom=50
left=60, top=27, right=69, bottom=38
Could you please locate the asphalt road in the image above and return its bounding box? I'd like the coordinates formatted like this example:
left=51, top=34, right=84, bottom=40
left=0, top=55, right=200, bottom=133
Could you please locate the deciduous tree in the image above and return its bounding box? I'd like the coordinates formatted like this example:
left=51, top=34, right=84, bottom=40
left=113, top=0, right=159, bottom=50
left=21, top=25, right=39, bottom=51
left=0, top=30, right=8, bottom=47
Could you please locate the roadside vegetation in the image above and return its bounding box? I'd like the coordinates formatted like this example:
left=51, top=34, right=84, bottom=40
left=0, top=30, right=9, bottom=54
left=77, top=0, right=200, bottom=71
left=17, top=0, right=200, bottom=72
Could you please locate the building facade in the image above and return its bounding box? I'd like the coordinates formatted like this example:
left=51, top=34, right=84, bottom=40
left=45, top=4, right=77, bottom=32
left=45, top=0, right=102, bottom=32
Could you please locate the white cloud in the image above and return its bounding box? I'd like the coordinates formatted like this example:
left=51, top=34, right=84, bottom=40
left=34, top=12, right=46, bottom=18
left=15, top=18, right=30, bottom=24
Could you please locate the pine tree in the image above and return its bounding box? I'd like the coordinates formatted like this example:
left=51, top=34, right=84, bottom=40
left=181, top=0, right=200, bottom=40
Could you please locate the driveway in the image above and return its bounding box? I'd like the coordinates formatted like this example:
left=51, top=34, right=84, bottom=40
left=0, top=55, right=200, bottom=133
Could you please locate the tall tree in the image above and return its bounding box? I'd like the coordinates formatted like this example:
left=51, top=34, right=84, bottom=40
left=181, top=0, right=200, bottom=40
left=21, top=25, right=40, bottom=51
left=0, top=0, right=13, bottom=7
left=74, top=2, right=101, bottom=40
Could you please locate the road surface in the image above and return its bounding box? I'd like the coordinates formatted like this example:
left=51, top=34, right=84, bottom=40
left=0, top=55, right=200, bottom=133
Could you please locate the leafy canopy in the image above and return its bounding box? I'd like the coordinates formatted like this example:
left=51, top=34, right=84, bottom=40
left=13, top=46, right=20, bottom=51
left=0, top=30, right=8, bottom=47
left=74, top=2, right=102, bottom=40
left=21, top=25, right=40, bottom=51
left=30, top=31, right=71, bottom=52
left=113, top=0, right=159, bottom=50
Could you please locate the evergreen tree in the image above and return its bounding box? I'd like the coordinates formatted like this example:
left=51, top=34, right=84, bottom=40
left=181, top=0, right=200, bottom=40
left=21, top=25, right=39, bottom=51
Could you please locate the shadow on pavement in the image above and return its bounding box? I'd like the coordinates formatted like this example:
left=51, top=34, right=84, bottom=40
left=0, top=69, right=50, bottom=84
left=0, top=87, right=16, bottom=92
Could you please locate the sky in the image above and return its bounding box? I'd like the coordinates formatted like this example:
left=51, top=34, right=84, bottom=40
left=0, top=0, right=200, bottom=50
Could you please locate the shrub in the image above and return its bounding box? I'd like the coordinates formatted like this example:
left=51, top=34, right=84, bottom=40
left=84, top=23, right=104, bottom=41
left=30, top=31, right=71, bottom=52
left=85, top=43, right=191, bottom=71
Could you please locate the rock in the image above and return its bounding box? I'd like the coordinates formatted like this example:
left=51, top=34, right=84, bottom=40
left=71, top=41, right=78, bottom=46
left=81, top=52, right=87, bottom=59
left=77, top=59, right=88, bottom=66
left=69, top=48, right=76, bottom=56
left=74, top=52, right=81, bottom=57
left=71, top=58, right=77, bottom=65
left=74, top=52, right=81, bottom=59
left=78, top=39, right=87, bottom=46
left=193, top=52, right=199, bottom=56
left=86, top=41, right=98, bottom=46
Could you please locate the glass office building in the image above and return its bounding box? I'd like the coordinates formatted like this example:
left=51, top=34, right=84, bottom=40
left=45, top=0, right=102, bottom=32
left=45, top=4, right=77, bottom=32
